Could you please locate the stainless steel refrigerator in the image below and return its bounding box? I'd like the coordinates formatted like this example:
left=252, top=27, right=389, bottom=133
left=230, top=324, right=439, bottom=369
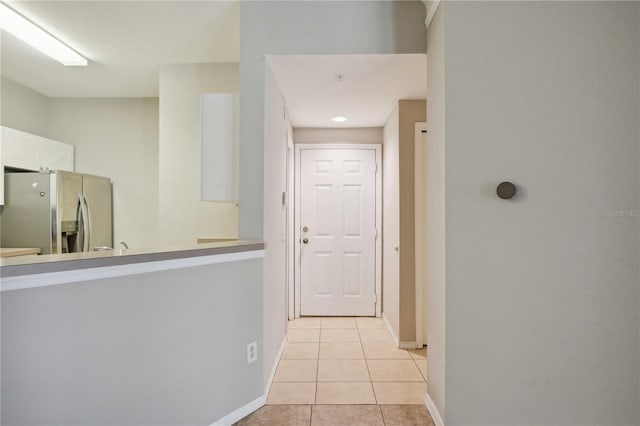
left=1, top=171, right=113, bottom=254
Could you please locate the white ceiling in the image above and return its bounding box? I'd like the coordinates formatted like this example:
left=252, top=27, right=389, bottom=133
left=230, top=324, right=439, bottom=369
left=1, top=1, right=239, bottom=97
left=268, top=54, right=426, bottom=128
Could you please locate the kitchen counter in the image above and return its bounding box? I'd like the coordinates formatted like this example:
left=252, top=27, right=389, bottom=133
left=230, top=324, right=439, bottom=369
left=0, top=240, right=264, bottom=286
left=0, top=248, right=41, bottom=258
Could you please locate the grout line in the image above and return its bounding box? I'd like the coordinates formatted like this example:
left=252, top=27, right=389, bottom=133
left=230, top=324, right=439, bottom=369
left=356, top=323, right=378, bottom=404
left=379, top=404, right=386, bottom=426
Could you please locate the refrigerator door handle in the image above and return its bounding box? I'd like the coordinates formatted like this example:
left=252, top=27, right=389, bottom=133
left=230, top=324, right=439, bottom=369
left=82, top=192, right=92, bottom=252
left=79, top=193, right=90, bottom=252
left=76, top=193, right=85, bottom=251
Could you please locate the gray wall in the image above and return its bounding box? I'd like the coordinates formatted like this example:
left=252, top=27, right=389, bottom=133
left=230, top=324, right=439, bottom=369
left=2, top=259, right=264, bottom=425
left=48, top=98, right=160, bottom=250
left=262, top=63, right=290, bottom=387
left=425, top=3, right=446, bottom=419
left=1, top=77, right=50, bottom=137
left=430, top=1, right=640, bottom=424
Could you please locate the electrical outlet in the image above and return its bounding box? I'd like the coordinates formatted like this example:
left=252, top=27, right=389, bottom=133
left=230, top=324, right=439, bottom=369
left=247, top=341, right=257, bottom=364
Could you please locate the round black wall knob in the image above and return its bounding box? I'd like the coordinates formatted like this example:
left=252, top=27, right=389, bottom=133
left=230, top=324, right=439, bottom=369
left=497, top=182, right=516, bottom=199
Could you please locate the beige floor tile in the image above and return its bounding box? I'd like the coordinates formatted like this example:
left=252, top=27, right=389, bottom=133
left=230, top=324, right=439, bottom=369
left=317, top=359, right=370, bottom=382
left=356, top=317, right=385, bottom=329
left=274, top=360, right=318, bottom=382
left=311, top=405, right=384, bottom=426
left=315, top=382, right=376, bottom=404
left=288, top=328, right=320, bottom=343
left=372, top=382, right=428, bottom=404
left=236, top=404, right=312, bottom=425
left=408, top=347, right=427, bottom=360
left=282, top=343, right=319, bottom=360
left=366, top=360, right=424, bottom=382
left=288, top=318, right=322, bottom=329
left=320, top=328, right=360, bottom=342
left=415, top=359, right=427, bottom=381
left=380, top=404, right=434, bottom=426
left=319, top=342, right=364, bottom=359
left=362, top=342, right=411, bottom=359
left=321, top=317, right=357, bottom=329
left=358, top=328, right=393, bottom=342
left=267, top=382, right=317, bottom=405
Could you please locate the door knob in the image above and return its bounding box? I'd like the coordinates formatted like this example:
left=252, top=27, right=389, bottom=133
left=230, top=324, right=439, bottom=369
left=302, top=238, right=309, bottom=244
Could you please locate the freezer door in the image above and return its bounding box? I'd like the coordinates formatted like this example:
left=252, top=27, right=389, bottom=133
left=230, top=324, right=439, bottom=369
left=82, top=174, right=113, bottom=251
left=1, top=173, right=53, bottom=253
left=56, top=171, right=83, bottom=253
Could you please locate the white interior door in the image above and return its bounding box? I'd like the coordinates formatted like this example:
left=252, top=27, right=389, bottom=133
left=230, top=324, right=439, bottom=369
left=299, top=148, right=377, bottom=316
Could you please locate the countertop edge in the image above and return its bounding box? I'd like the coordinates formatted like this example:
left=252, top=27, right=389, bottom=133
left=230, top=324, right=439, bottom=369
left=0, top=242, right=265, bottom=279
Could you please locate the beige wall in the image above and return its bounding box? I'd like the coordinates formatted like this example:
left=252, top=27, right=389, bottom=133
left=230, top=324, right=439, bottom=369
left=49, top=98, right=160, bottom=250
left=382, top=99, right=426, bottom=345
left=158, top=63, right=239, bottom=245
left=398, top=99, right=426, bottom=342
left=292, top=127, right=382, bottom=144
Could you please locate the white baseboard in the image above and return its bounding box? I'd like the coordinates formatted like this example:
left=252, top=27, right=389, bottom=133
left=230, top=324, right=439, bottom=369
left=399, top=341, right=420, bottom=349
left=265, top=336, right=287, bottom=396
left=209, top=336, right=287, bottom=426
left=382, top=312, right=400, bottom=346
left=210, top=394, right=266, bottom=426
left=424, top=392, right=444, bottom=426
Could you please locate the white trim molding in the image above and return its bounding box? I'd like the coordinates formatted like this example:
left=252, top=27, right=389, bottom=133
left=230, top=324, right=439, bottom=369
left=422, top=0, right=441, bottom=30
left=1, top=250, right=265, bottom=292
left=425, top=392, right=444, bottom=426
left=210, top=394, right=266, bottom=426
left=294, top=144, right=383, bottom=318
left=211, top=334, right=287, bottom=425
left=399, top=341, right=420, bottom=350
left=265, top=337, right=287, bottom=397
left=382, top=312, right=400, bottom=346
left=415, top=122, right=428, bottom=349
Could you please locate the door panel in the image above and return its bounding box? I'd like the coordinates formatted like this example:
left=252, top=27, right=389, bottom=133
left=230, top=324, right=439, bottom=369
left=83, top=174, right=113, bottom=250
left=300, top=148, right=376, bottom=316
left=1, top=173, right=52, bottom=253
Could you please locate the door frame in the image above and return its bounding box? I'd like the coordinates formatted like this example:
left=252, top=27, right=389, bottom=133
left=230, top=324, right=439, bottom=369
left=293, top=143, right=382, bottom=318
left=286, top=132, right=295, bottom=321
left=414, top=122, right=428, bottom=347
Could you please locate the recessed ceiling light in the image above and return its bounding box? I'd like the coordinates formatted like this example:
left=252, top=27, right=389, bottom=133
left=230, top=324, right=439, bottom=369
left=332, top=116, right=348, bottom=122
left=0, top=2, right=88, bottom=66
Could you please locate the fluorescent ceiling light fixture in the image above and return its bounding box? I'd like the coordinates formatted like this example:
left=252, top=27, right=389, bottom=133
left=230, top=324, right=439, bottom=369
left=332, top=116, right=348, bottom=122
left=0, top=2, right=87, bottom=66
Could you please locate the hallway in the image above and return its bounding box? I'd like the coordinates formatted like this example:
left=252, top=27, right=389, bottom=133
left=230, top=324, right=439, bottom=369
left=237, top=317, right=433, bottom=425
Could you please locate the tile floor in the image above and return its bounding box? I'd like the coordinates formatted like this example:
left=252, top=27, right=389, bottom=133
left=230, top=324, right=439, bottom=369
left=236, top=317, right=433, bottom=425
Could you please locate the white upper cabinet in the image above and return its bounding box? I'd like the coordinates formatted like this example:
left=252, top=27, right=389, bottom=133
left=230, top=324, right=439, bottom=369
left=43, top=139, right=74, bottom=172
left=1, top=126, right=75, bottom=205
left=1, top=127, right=43, bottom=171
left=1, top=126, right=74, bottom=172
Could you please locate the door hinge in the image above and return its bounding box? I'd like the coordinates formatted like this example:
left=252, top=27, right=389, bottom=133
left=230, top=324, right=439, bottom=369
left=374, top=229, right=378, bottom=239
left=375, top=162, right=379, bottom=173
